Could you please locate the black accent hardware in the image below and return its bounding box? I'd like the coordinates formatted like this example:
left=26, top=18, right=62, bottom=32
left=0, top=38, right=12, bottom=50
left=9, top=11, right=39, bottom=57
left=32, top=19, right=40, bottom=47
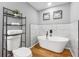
left=2, top=7, right=26, bottom=57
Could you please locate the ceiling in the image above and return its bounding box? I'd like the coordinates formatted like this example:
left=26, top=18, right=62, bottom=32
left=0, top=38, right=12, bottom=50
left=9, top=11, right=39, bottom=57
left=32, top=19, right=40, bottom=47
left=28, top=2, right=69, bottom=11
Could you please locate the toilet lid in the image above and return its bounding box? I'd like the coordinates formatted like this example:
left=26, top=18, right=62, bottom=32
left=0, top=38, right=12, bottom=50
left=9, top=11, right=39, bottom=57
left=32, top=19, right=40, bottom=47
left=13, top=47, right=32, bottom=57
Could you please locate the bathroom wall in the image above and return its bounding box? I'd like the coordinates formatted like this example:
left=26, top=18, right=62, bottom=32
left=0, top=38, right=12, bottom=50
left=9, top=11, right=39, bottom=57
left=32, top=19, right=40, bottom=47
left=37, top=2, right=78, bottom=57
left=36, top=3, right=71, bottom=47
left=70, top=2, right=79, bottom=57
left=30, top=24, right=39, bottom=46
left=30, top=2, right=79, bottom=57
left=0, top=2, right=39, bottom=56
left=30, top=3, right=71, bottom=48
left=39, top=3, right=70, bottom=24
left=70, top=21, right=78, bottom=57
left=31, top=3, right=71, bottom=48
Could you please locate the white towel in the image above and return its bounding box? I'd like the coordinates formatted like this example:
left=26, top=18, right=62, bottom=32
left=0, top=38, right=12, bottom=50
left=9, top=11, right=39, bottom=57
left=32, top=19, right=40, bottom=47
left=11, top=23, right=20, bottom=25
left=7, top=30, right=23, bottom=35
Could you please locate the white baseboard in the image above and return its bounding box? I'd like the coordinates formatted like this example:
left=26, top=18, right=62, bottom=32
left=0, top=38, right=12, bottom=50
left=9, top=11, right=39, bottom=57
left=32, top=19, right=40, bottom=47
left=65, top=47, right=75, bottom=57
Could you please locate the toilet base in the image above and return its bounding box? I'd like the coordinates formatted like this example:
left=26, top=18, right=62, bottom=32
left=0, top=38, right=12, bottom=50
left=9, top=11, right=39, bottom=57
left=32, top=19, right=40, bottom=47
left=12, top=47, right=32, bottom=57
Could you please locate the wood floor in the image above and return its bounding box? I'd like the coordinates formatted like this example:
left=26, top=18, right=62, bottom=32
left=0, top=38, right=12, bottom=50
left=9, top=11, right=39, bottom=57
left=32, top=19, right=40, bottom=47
left=31, top=43, right=72, bottom=57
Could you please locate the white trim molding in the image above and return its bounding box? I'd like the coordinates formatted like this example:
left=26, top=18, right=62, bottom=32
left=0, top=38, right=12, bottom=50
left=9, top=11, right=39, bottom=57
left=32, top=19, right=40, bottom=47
left=65, top=47, right=75, bottom=57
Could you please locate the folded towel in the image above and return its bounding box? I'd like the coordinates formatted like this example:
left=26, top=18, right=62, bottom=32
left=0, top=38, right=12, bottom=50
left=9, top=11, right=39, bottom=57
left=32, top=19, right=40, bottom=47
left=7, top=30, right=23, bottom=35
left=11, top=23, right=20, bottom=25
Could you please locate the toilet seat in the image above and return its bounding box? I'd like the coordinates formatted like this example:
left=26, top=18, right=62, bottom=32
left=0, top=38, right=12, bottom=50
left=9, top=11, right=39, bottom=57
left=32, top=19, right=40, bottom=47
left=13, top=47, right=32, bottom=57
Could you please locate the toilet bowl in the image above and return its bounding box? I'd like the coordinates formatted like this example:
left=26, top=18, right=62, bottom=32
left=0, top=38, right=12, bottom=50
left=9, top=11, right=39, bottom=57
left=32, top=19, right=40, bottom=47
left=13, top=47, right=32, bottom=57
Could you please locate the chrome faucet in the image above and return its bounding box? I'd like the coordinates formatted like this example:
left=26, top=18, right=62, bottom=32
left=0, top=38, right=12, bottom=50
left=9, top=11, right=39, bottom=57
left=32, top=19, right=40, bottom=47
left=46, top=31, right=48, bottom=38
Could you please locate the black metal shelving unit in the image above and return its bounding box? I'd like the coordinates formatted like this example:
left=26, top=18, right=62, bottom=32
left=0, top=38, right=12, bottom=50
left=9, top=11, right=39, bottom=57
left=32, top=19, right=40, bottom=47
left=2, top=7, right=26, bottom=57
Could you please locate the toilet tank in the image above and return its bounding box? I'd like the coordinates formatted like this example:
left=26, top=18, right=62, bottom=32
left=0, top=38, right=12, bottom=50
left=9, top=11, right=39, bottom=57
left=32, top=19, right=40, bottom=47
left=7, top=35, right=21, bottom=51
left=7, top=30, right=23, bottom=51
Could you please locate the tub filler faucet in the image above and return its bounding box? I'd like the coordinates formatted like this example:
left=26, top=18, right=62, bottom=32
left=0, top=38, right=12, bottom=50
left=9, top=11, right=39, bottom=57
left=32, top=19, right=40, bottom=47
left=46, top=31, right=48, bottom=38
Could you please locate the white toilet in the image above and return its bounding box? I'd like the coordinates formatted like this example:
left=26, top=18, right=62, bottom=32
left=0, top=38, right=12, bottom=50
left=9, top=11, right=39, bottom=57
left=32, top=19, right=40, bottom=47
left=7, top=30, right=32, bottom=57
left=13, top=47, right=32, bottom=57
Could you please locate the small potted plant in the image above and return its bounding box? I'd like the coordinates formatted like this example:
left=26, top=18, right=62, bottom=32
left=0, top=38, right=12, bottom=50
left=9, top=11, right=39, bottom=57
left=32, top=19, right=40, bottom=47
left=13, top=9, right=21, bottom=17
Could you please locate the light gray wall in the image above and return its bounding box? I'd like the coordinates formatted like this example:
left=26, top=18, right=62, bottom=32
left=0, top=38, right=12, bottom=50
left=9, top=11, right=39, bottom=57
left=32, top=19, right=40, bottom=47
left=30, top=24, right=39, bottom=47
left=70, top=21, right=78, bottom=57
left=30, top=2, right=70, bottom=48
left=37, top=2, right=78, bottom=57
left=39, top=3, right=70, bottom=24
left=70, top=2, right=79, bottom=57
left=0, top=2, right=39, bottom=56
left=37, top=3, right=71, bottom=49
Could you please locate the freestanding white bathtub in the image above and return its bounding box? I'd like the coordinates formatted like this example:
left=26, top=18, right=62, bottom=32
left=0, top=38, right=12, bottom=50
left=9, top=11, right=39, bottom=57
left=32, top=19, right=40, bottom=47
left=37, top=35, right=69, bottom=53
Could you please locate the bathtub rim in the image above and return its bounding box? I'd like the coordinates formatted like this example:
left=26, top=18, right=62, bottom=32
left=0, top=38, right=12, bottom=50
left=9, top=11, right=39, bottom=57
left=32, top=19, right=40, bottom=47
left=37, top=35, right=69, bottom=42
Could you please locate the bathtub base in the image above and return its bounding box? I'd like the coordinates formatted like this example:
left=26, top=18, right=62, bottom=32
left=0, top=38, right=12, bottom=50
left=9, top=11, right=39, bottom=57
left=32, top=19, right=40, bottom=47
left=39, top=43, right=64, bottom=53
